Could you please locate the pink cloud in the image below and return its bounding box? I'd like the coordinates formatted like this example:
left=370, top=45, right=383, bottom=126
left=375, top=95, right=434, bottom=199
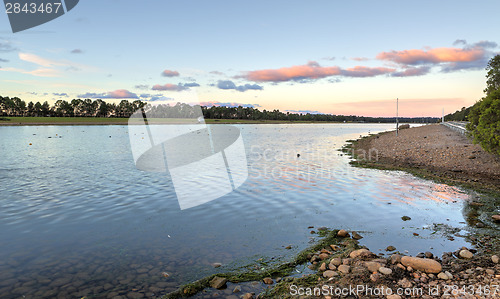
left=245, top=61, right=342, bottom=82
left=161, top=69, right=180, bottom=77
left=244, top=61, right=395, bottom=82
left=376, top=47, right=485, bottom=65
left=108, top=89, right=138, bottom=98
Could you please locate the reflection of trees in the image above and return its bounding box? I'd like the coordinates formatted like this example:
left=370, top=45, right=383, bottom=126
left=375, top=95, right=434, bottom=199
left=0, top=95, right=439, bottom=123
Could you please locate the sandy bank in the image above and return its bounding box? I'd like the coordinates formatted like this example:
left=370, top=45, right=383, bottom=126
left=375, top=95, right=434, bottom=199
left=350, top=124, right=500, bottom=193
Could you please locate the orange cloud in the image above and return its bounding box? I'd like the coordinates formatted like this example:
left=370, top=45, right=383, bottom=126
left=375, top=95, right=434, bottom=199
left=244, top=61, right=395, bottom=82
left=245, top=61, right=341, bottom=82
left=377, top=47, right=485, bottom=65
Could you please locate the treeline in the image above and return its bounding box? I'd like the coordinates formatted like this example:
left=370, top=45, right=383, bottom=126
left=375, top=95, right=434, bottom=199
left=0, top=97, right=146, bottom=118
left=444, top=106, right=473, bottom=121
left=461, top=54, right=500, bottom=155
left=0, top=96, right=439, bottom=123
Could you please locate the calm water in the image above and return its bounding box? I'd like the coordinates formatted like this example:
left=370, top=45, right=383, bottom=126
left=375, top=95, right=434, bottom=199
left=0, top=124, right=478, bottom=298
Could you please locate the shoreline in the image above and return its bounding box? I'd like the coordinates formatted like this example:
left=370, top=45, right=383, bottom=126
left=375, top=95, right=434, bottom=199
left=162, top=124, right=500, bottom=298
left=346, top=124, right=500, bottom=194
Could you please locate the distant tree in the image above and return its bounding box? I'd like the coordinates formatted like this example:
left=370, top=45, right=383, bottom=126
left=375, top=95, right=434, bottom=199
left=484, top=54, right=500, bottom=95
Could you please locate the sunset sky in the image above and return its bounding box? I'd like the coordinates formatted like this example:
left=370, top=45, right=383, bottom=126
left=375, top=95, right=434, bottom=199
left=1, top=0, right=499, bottom=117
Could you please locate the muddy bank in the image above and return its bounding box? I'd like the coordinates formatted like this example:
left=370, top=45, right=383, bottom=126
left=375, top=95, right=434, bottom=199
left=347, top=124, right=500, bottom=193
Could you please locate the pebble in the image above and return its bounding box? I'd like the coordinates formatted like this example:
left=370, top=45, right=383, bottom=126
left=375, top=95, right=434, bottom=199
left=319, top=253, right=329, bottom=260
left=486, top=269, right=495, bottom=275
left=390, top=254, right=402, bottom=264
left=319, top=263, right=327, bottom=271
left=338, top=265, right=350, bottom=274
left=492, top=215, right=500, bottom=222
left=337, top=229, right=349, bottom=237
left=378, top=267, right=393, bottom=275
left=349, top=249, right=374, bottom=259
left=492, top=255, right=499, bottom=264
left=210, top=276, right=227, bottom=289
left=242, top=293, right=254, bottom=299
left=387, top=295, right=401, bottom=299
left=370, top=272, right=381, bottom=282
left=437, top=272, right=450, bottom=280
left=459, top=249, right=473, bottom=259
left=212, top=263, right=222, bottom=268
left=364, top=261, right=382, bottom=272
left=401, top=256, right=442, bottom=273
left=385, top=246, right=396, bottom=251
left=351, top=231, right=363, bottom=240
left=328, top=264, right=337, bottom=270
left=330, top=258, right=342, bottom=266
left=322, top=270, right=337, bottom=278
left=233, top=286, right=241, bottom=293
left=262, top=277, right=273, bottom=284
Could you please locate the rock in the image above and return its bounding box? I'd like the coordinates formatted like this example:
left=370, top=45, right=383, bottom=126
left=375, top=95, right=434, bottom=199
left=424, top=252, right=433, bottom=259
left=329, top=245, right=340, bottom=251
left=370, top=272, right=381, bottom=282
left=212, top=263, right=222, bottom=268
left=387, top=295, right=401, bottom=299
left=459, top=249, right=473, bottom=259
left=242, top=293, right=254, bottom=299
left=401, top=216, right=411, bottom=221
left=468, top=155, right=476, bottom=159
left=390, top=254, right=402, bottom=264
left=445, top=271, right=453, bottom=279
left=342, top=258, right=351, bottom=265
left=328, top=264, right=337, bottom=270
left=349, top=249, right=375, bottom=259
left=492, top=255, right=499, bottom=264
left=323, top=270, right=337, bottom=278
left=337, top=229, right=349, bottom=237
left=319, top=253, right=329, bottom=260
left=210, top=276, right=227, bottom=289
left=319, top=263, right=327, bottom=271
left=486, top=269, right=495, bottom=275
left=379, top=267, right=393, bottom=275
left=338, top=265, right=350, bottom=274
left=262, top=277, right=273, bottom=284
left=330, top=258, right=342, bottom=266
left=285, top=245, right=292, bottom=249
left=351, top=231, right=363, bottom=240
left=364, top=261, right=382, bottom=272
left=386, top=246, right=396, bottom=251
left=233, top=285, right=241, bottom=293
left=492, top=215, right=500, bottom=222
left=437, top=272, right=449, bottom=280
left=401, top=256, right=442, bottom=273
left=416, top=252, right=425, bottom=258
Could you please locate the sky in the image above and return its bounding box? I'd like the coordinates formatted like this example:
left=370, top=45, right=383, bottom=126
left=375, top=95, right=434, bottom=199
left=1, top=0, right=499, bottom=117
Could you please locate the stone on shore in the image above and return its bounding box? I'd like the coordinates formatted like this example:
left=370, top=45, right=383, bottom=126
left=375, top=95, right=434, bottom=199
left=210, top=276, right=227, bottom=289
left=349, top=248, right=375, bottom=259
left=330, top=257, right=342, bottom=266
left=364, top=261, right=382, bottom=272
left=386, top=245, right=396, bottom=251
left=262, top=277, right=273, bottom=284
left=401, top=256, right=442, bottom=273
left=378, top=267, right=393, bottom=275
left=338, top=265, right=350, bottom=274
left=337, top=229, right=349, bottom=237
left=351, top=231, right=363, bottom=240
left=492, top=255, right=499, bottom=264
left=492, top=215, right=500, bottom=222
left=459, top=249, right=473, bottom=259
left=323, top=270, right=337, bottom=278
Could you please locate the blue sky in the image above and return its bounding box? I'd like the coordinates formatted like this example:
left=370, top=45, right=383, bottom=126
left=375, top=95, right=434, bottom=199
left=1, top=0, right=499, bottom=116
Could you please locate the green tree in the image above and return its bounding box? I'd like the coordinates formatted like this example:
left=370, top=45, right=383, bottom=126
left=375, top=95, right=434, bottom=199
left=467, top=89, right=500, bottom=155
left=484, top=54, right=500, bottom=95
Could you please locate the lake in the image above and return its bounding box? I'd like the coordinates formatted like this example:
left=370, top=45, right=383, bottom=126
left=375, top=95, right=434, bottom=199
left=0, top=123, right=477, bottom=298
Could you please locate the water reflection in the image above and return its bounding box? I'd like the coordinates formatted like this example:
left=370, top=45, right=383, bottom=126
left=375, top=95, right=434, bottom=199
left=0, top=124, right=482, bottom=298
